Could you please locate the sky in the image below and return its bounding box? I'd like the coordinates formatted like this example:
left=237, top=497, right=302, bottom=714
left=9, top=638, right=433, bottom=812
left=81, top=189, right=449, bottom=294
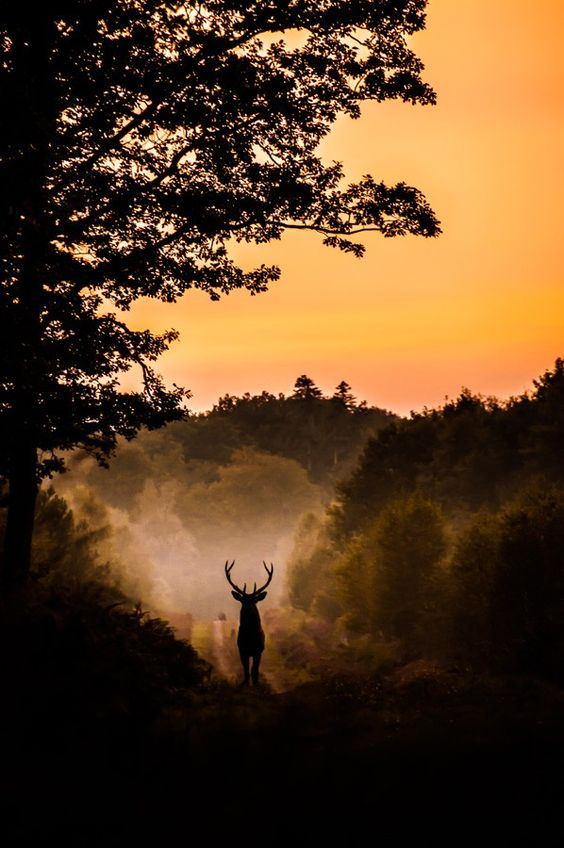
left=129, top=0, right=564, bottom=415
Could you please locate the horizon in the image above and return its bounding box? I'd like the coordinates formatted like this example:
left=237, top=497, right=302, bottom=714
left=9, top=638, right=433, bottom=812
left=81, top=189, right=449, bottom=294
left=181, top=357, right=560, bottom=418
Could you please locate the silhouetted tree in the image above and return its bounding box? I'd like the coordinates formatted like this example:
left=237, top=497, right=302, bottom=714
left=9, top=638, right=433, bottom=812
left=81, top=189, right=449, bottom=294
left=332, top=381, right=357, bottom=410
left=523, top=357, right=564, bottom=478
left=329, top=363, right=564, bottom=542
left=0, top=1, right=439, bottom=584
left=292, top=376, right=324, bottom=402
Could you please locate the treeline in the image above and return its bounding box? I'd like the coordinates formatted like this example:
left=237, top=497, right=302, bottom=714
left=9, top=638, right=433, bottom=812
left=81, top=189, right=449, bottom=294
left=286, top=359, right=564, bottom=682
left=155, top=374, right=395, bottom=486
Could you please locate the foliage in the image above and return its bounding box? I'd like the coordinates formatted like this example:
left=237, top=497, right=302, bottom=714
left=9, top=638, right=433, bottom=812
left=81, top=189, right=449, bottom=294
left=177, top=378, right=396, bottom=485
left=374, top=496, right=446, bottom=639
left=31, top=488, right=120, bottom=595
left=176, top=446, right=322, bottom=554
left=0, top=488, right=210, bottom=732
left=286, top=512, right=339, bottom=615
left=525, top=357, right=564, bottom=476
left=334, top=536, right=378, bottom=634
left=286, top=361, right=564, bottom=679
left=0, top=486, right=123, bottom=600
left=0, top=589, right=210, bottom=729
left=330, top=360, right=564, bottom=540
left=292, top=375, right=324, bottom=401
left=334, top=495, right=446, bottom=647
left=451, top=485, right=564, bottom=677
left=332, top=380, right=358, bottom=410
left=31, top=486, right=157, bottom=603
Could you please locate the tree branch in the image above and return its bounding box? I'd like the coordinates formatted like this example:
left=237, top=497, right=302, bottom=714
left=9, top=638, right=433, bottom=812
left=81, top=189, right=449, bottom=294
left=276, top=222, right=384, bottom=235
left=53, top=26, right=270, bottom=192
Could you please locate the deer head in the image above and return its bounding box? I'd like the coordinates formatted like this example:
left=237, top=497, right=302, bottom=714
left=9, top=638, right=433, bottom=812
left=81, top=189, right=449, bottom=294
left=224, top=559, right=273, bottom=607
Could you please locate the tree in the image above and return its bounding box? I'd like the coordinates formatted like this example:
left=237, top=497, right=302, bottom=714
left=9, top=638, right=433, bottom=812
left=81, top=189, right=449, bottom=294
left=335, top=495, right=446, bottom=646
left=374, top=495, right=446, bottom=644
left=0, top=1, right=440, bottom=585
left=291, top=375, right=324, bottom=402
left=332, top=381, right=357, bottom=410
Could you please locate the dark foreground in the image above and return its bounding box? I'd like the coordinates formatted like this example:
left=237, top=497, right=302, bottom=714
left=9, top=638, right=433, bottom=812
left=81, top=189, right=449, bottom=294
left=3, top=665, right=564, bottom=845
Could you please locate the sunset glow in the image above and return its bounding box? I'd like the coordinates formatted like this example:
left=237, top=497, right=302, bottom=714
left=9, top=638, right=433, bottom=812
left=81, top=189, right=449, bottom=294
left=129, top=0, right=564, bottom=413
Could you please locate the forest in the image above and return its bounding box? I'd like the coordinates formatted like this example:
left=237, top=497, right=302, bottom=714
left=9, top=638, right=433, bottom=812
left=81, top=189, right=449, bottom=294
left=47, top=375, right=394, bottom=615
left=2, top=363, right=564, bottom=840
left=2, top=0, right=563, bottom=841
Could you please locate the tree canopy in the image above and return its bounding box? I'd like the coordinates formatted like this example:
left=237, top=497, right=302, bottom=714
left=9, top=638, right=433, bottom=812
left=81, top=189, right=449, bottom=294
left=285, top=360, right=564, bottom=675
left=0, top=0, right=439, bottom=582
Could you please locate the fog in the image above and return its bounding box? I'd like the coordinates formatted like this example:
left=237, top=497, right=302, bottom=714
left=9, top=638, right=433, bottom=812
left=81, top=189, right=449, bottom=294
left=53, top=436, right=325, bottom=619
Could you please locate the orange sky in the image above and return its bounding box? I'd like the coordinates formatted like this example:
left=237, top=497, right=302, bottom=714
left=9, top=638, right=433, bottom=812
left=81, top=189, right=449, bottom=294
left=130, top=0, right=564, bottom=415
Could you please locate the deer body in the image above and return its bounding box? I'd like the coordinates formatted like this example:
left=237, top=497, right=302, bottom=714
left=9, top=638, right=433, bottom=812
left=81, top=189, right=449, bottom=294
left=225, top=560, right=273, bottom=685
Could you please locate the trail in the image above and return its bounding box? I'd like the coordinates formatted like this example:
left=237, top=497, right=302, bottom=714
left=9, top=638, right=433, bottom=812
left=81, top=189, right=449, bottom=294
left=211, top=619, right=237, bottom=681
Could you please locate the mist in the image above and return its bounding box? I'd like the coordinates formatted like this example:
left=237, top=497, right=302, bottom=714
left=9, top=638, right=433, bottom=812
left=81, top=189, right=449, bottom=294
left=49, top=382, right=390, bottom=622
left=47, top=364, right=564, bottom=683
left=53, top=439, right=324, bottom=619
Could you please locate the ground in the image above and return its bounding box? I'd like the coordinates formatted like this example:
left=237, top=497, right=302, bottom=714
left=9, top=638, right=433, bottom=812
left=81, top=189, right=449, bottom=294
left=3, top=619, right=564, bottom=844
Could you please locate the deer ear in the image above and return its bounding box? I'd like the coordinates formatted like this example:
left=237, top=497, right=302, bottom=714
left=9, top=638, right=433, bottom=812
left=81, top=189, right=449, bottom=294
left=255, top=591, right=267, bottom=602
left=231, top=591, right=243, bottom=602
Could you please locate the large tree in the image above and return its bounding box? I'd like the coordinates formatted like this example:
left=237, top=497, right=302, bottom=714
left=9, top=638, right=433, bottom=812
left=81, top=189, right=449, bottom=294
left=0, top=0, right=440, bottom=585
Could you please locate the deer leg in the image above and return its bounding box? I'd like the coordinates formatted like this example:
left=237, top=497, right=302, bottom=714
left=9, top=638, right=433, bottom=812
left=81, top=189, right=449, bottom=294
left=251, top=653, right=261, bottom=685
left=240, top=652, right=250, bottom=685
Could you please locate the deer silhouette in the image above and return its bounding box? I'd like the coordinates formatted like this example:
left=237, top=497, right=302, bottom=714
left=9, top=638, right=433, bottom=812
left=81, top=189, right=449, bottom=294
left=225, top=559, right=274, bottom=685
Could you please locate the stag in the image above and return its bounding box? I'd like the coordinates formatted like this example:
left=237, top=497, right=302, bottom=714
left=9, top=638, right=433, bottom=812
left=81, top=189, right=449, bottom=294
left=225, top=560, right=274, bottom=685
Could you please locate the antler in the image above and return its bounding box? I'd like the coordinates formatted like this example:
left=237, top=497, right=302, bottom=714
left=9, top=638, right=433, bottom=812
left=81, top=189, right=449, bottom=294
left=254, top=561, right=274, bottom=595
left=224, top=560, right=246, bottom=595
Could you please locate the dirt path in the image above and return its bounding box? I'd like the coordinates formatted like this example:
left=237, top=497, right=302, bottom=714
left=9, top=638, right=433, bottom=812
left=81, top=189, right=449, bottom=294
left=210, top=619, right=237, bottom=681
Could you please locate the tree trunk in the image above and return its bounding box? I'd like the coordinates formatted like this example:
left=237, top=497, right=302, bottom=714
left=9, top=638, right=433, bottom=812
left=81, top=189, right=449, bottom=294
left=1, top=434, right=38, bottom=588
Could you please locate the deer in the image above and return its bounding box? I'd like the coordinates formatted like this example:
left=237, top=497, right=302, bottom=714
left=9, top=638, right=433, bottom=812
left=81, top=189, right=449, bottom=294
left=224, top=559, right=274, bottom=685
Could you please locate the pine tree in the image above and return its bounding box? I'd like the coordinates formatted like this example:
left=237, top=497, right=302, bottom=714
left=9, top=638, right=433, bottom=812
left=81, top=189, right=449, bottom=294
left=292, top=376, right=324, bottom=402
left=332, top=381, right=357, bottom=410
